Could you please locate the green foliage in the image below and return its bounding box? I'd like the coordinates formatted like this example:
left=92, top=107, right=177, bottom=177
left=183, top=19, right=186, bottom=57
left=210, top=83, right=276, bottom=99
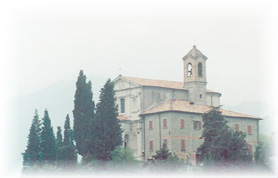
left=40, top=109, right=56, bottom=164
left=254, top=135, right=272, bottom=165
left=64, top=114, right=73, bottom=146
left=197, top=108, right=252, bottom=166
left=153, top=143, right=171, bottom=160
left=56, top=145, right=77, bottom=169
left=91, top=79, right=123, bottom=161
left=108, top=146, right=139, bottom=169
left=73, top=70, right=95, bottom=156
left=22, top=109, right=41, bottom=167
left=57, top=115, right=77, bottom=169
left=56, top=126, right=63, bottom=148
left=151, top=144, right=184, bottom=171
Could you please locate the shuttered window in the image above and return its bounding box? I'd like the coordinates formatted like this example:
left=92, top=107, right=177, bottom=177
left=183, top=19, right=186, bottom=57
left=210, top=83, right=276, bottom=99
left=149, top=121, right=153, bottom=130
left=235, top=124, right=239, bottom=131
left=181, top=139, right=185, bottom=151
left=149, top=141, right=153, bottom=151
left=247, top=125, right=252, bottom=135
left=193, top=121, right=201, bottom=130
left=181, top=119, right=185, bottom=128
left=163, top=119, right=167, bottom=128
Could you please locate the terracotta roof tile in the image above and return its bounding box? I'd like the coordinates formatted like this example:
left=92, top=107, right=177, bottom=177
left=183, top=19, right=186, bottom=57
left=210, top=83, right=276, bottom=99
left=122, top=76, right=218, bottom=93
left=141, top=99, right=261, bottom=120
left=117, top=115, right=129, bottom=120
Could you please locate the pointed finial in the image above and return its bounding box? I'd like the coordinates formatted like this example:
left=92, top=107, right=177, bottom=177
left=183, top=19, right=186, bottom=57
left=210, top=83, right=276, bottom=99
left=193, top=45, right=196, bottom=48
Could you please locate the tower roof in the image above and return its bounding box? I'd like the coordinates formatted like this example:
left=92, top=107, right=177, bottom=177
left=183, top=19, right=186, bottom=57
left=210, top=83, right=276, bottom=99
left=182, top=45, right=208, bottom=60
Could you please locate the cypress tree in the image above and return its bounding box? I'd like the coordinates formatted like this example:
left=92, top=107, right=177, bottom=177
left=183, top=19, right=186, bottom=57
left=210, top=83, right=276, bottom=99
left=22, top=109, right=41, bottom=167
left=73, top=70, right=95, bottom=156
left=91, top=79, right=122, bottom=161
left=56, top=126, right=63, bottom=148
left=64, top=114, right=72, bottom=146
left=57, top=114, right=77, bottom=169
left=40, top=109, right=56, bottom=165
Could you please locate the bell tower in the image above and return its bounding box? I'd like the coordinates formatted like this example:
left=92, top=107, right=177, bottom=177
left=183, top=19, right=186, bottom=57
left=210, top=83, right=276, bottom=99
left=182, top=45, right=207, bottom=105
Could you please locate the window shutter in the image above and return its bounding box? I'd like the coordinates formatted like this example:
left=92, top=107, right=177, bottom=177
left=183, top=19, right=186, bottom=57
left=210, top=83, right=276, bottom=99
left=149, top=121, right=152, bottom=129
left=181, top=119, right=185, bottom=128
left=248, top=125, right=252, bottom=134
left=163, top=119, right=167, bottom=128
left=181, top=139, right=185, bottom=151
left=199, top=121, right=202, bottom=129
left=150, top=141, right=153, bottom=151
left=193, top=121, right=196, bottom=129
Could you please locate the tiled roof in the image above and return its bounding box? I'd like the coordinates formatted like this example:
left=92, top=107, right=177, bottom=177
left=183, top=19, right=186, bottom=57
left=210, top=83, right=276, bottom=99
left=117, top=115, right=129, bottom=120
left=141, top=99, right=261, bottom=120
left=122, top=76, right=218, bottom=93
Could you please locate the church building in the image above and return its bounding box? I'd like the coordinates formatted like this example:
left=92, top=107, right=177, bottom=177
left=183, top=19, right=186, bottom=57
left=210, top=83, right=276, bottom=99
left=113, top=45, right=261, bottom=165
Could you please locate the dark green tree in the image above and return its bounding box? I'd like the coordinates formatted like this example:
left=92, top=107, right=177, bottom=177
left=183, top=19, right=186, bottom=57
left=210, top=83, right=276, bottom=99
left=22, top=109, right=41, bottom=167
left=57, top=114, right=77, bottom=169
left=73, top=70, right=95, bottom=157
left=153, top=143, right=171, bottom=161
left=91, top=79, right=122, bottom=161
left=108, top=146, right=139, bottom=170
left=197, top=108, right=252, bottom=165
left=40, top=109, right=56, bottom=165
left=56, top=126, right=63, bottom=148
left=152, top=144, right=183, bottom=171
left=64, top=114, right=72, bottom=146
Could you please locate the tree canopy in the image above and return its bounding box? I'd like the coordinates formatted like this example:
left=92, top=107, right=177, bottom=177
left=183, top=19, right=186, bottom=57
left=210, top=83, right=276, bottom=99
left=197, top=108, right=252, bottom=165
left=90, top=79, right=123, bottom=161
left=73, top=70, right=95, bottom=156
left=22, top=110, right=41, bottom=167
left=40, top=109, right=56, bottom=164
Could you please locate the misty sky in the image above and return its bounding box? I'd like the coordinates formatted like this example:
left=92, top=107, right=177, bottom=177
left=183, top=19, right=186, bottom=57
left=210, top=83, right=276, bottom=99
left=1, top=0, right=278, bottom=177
left=1, top=0, right=276, bottom=106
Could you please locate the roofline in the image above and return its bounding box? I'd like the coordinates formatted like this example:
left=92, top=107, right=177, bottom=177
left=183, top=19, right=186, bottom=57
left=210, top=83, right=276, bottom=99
left=141, top=85, right=188, bottom=91
left=140, top=110, right=262, bottom=120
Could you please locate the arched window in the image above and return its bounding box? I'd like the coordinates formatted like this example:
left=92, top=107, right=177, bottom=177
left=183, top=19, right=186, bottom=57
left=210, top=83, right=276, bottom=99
left=198, top=63, right=202, bottom=77
left=187, top=63, right=192, bottom=77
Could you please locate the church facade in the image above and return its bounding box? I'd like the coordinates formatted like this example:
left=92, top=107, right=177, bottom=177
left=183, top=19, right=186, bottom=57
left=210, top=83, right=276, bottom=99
left=113, top=46, right=261, bottom=165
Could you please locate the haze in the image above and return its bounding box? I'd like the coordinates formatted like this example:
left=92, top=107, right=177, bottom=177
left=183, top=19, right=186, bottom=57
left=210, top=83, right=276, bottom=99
left=0, top=0, right=277, bottom=177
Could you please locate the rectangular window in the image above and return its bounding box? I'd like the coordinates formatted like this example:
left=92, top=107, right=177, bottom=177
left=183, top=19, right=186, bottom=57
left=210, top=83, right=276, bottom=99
left=163, top=119, right=167, bottom=128
left=248, top=144, right=253, bottom=155
left=149, top=141, right=153, bottom=151
left=149, top=121, right=153, bottom=130
left=193, top=121, right=201, bottom=130
left=181, top=139, right=186, bottom=151
left=163, top=139, right=167, bottom=149
left=120, top=99, right=125, bottom=113
left=181, top=119, right=185, bottom=128
left=247, top=125, right=252, bottom=135
left=235, top=124, right=239, bottom=131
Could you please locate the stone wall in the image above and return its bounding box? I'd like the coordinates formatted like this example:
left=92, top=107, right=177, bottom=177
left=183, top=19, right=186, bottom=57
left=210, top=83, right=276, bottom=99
left=143, top=112, right=258, bottom=165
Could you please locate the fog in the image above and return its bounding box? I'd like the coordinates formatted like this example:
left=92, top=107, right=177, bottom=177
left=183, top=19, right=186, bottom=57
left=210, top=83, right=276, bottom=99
left=0, top=0, right=277, bottom=177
